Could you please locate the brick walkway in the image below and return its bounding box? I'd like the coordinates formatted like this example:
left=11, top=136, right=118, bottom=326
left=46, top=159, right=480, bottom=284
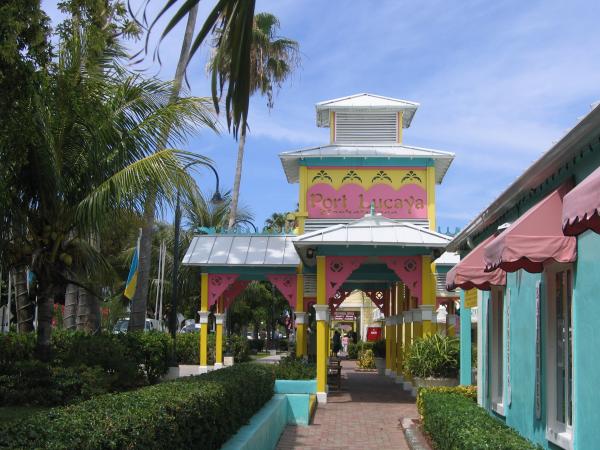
left=276, top=361, right=418, bottom=450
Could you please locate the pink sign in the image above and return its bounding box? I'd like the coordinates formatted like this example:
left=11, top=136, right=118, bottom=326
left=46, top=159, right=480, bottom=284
left=307, top=183, right=427, bottom=219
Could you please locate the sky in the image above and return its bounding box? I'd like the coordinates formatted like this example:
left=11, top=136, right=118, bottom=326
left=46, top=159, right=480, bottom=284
left=43, top=0, right=600, bottom=231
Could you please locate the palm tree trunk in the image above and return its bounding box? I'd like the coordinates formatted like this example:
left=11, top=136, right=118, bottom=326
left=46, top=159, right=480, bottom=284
left=228, top=125, right=247, bottom=229
left=35, top=295, right=53, bottom=361
left=129, top=4, right=200, bottom=331
left=14, top=266, right=34, bottom=333
left=76, top=286, right=100, bottom=333
left=63, top=283, right=78, bottom=330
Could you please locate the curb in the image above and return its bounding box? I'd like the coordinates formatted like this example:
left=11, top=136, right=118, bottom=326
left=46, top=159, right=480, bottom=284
left=401, top=418, right=432, bottom=450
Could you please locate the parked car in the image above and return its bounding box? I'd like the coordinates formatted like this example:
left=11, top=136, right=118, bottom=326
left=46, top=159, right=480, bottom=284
left=179, top=322, right=201, bottom=333
left=113, top=318, right=165, bottom=334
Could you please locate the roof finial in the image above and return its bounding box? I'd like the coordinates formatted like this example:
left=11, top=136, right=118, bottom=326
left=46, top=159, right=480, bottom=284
left=370, top=201, right=376, bottom=216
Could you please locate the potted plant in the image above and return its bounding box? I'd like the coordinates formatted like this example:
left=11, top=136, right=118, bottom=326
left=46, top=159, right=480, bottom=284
left=404, top=334, right=459, bottom=387
left=372, top=339, right=387, bottom=375
left=356, top=348, right=377, bottom=371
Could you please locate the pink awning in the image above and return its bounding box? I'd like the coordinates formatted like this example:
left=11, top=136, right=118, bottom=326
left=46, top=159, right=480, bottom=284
left=563, top=166, right=600, bottom=235
left=446, top=236, right=506, bottom=291
left=484, top=185, right=576, bottom=273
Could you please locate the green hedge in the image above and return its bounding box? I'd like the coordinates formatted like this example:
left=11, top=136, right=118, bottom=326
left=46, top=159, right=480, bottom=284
left=271, top=356, right=316, bottom=379
left=0, top=363, right=275, bottom=450
left=420, top=390, right=541, bottom=450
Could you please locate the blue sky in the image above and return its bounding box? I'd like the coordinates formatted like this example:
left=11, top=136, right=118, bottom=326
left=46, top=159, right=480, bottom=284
left=43, top=0, right=600, bottom=231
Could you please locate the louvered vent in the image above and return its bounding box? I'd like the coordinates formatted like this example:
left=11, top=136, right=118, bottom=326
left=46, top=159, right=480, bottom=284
left=435, top=272, right=457, bottom=297
left=335, top=112, right=398, bottom=143
left=303, top=273, right=316, bottom=297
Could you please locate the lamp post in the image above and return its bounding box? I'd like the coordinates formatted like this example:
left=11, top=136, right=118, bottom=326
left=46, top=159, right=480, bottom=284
left=170, top=162, right=223, bottom=355
left=230, top=219, right=258, bottom=233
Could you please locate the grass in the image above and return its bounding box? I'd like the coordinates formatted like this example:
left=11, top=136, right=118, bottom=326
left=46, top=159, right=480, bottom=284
left=250, top=352, right=271, bottom=360
left=0, top=406, right=48, bottom=423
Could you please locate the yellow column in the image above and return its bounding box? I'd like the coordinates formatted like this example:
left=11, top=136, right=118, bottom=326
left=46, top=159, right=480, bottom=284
left=395, top=284, right=403, bottom=382
left=385, top=318, right=392, bottom=372
left=403, top=308, right=413, bottom=387
left=389, top=288, right=397, bottom=376
left=315, top=256, right=328, bottom=402
left=295, top=272, right=307, bottom=357
left=199, top=273, right=209, bottom=372
left=421, top=256, right=437, bottom=337
left=215, top=317, right=224, bottom=368
left=426, top=166, right=436, bottom=231
left=297, top=166, right=308, bottom=234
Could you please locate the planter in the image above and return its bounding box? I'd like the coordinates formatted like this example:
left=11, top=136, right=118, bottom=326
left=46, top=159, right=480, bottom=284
left=224, top=356, right=235, bottom=366
left=269, top=349, right=277, bottom=356
left=414, top=377, right=459, bottom=388
left=179, top=365, right=200, bottom=377
left=375, top=357, right=386, bottom=375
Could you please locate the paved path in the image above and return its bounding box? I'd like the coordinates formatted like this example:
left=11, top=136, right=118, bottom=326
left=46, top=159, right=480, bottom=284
left=277, top=361, right=418, bottom=450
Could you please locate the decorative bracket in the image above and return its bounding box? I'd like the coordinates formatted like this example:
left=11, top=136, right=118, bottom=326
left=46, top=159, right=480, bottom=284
left=325, top=256, right=367, bottom=300
left=208, top=274, right=239, bottom=307
left=364, top=289, right=386, bottom=313
left=267, top=274, right=297, bottom=309
left=222, top=280, right=250, bottom=309
left=329, top=289, right=351, bottom=313
left=378, top=256, right=422, bottom=305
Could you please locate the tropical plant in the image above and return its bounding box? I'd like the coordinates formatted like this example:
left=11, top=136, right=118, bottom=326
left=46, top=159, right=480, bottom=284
left=209, top=12, right=300, bottom=229
left=404, top=334, right=460, bottom=379
left=3, top=3, right=216, bottom=358
left=357, top=349, right=376, bottom=370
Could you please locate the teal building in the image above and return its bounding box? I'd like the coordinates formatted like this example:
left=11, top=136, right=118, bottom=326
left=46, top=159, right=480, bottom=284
left=447, top=103, right=600, bottom=450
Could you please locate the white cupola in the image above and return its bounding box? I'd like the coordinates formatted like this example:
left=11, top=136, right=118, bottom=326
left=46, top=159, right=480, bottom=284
left=315, top=93, right=419, bottom=144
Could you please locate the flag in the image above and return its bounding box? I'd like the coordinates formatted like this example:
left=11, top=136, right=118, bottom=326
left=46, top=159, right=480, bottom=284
left=124, top=232, right=141, bottom=300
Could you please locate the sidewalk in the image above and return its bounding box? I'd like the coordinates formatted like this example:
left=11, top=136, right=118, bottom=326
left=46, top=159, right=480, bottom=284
left=276, top=360, right=418, bottom=450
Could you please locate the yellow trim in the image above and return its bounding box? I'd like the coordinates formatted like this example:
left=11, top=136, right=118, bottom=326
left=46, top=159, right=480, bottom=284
left=317, top=256, right=326, bottom=305
left=200, top=273, right=208, bottom=366
left=385, top=324, right=392, bottom=370
left=397, top=111, right=403, bottom=144
left=317, top=320, right=327, bottom=392
left=306, top=167, right=426, bottom=190
left=413, top=320, right=423, bottom=342
left=421, top=256, right=435, bottom=306
left=295, top=272, right=306, bottom=357
left=298, top=166, right=308, bottom=233
left=426, top=166, right=436, bottom=230
left=403, top=321, right=412, bottom=380
left=330, top=111, right=335, bottom=144
left=215, top=323, right=223, bottom=364
left=296, top=273, right=304, bottom=312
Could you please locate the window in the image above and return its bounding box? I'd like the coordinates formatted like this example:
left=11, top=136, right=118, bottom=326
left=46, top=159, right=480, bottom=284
left=489, top=286, right=505, bottom=415
left=546, top=265, right=574, bottom=449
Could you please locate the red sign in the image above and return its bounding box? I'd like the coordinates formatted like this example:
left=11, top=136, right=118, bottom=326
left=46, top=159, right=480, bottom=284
left=366, top=327, right=382, bottom=341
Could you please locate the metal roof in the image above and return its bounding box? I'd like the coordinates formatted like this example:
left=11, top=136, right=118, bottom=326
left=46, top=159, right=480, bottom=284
left=279, top=144, right=455, bottom=184
left=294, top=214, right=452, bottom=248
left=182, top=234, right=300, bottom=267
left=447, top=102, right=600, bottom=252
left=434, top=251, right=460, bottom=266
left=316, top=93, right=419, bottom=128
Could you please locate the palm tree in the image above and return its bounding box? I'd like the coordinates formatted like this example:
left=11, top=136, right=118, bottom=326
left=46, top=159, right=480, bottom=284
left=209, top=13, right=300, bottom=228
left=5, top=16, right=216, bottom=358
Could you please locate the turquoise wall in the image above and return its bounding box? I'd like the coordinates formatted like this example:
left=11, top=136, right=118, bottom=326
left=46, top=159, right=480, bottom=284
left=572, top=230, right=600, bottom=450
left=459, top=290, right=472, bottom=385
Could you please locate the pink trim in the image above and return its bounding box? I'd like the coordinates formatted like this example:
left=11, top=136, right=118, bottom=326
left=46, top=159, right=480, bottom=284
left=326, top=256, right=367, bottom=299
left=222, top=280, right=250, bottom=309
left=379, top=256, right=422, bottom=304
left=563, top=165, right=600, bottom=235
left=208, top=274, right=239, bottom=307
left=446, top=235, right=506, bottom=291
left=484, top=185, right=576, bottom=273
left=268, top=274, right=298, bottom=309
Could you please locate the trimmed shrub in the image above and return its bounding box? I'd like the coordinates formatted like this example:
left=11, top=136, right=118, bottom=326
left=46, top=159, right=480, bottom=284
left=272, top=356, right=316, bottom=379
left=420, top=390, right=541, bottom=450
left=347, top=341, right=372, bottom=360
left=416, top=385, right=477, bottom=416
left=227, top=334, right=250, bottom=362
left=0, top=363, right=275, bottom=450
left=404, top=334, right=459, bottom=379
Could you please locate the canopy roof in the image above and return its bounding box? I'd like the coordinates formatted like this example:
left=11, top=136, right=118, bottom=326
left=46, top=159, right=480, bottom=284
left=294, top=214, right=451, bottom=251
left=182, top=234, right=300, bottom=267
left=563, top=164, right=600, bottom=235
left=446, top=236, right=505, bottom=291
left=316, top=93, right=419, bottom=128
left=279, top=143, right=455, bottom=184
left=484, top=184, right=576, bottom=273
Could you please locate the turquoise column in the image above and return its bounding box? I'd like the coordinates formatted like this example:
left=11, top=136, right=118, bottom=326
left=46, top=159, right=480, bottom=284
left=459, top=291, right=473, bottom=385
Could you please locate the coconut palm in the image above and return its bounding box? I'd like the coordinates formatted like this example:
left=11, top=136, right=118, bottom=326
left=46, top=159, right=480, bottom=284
left=5, top=16, right=217, bottom=358
left=208, top=12, right=300, bottom=228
